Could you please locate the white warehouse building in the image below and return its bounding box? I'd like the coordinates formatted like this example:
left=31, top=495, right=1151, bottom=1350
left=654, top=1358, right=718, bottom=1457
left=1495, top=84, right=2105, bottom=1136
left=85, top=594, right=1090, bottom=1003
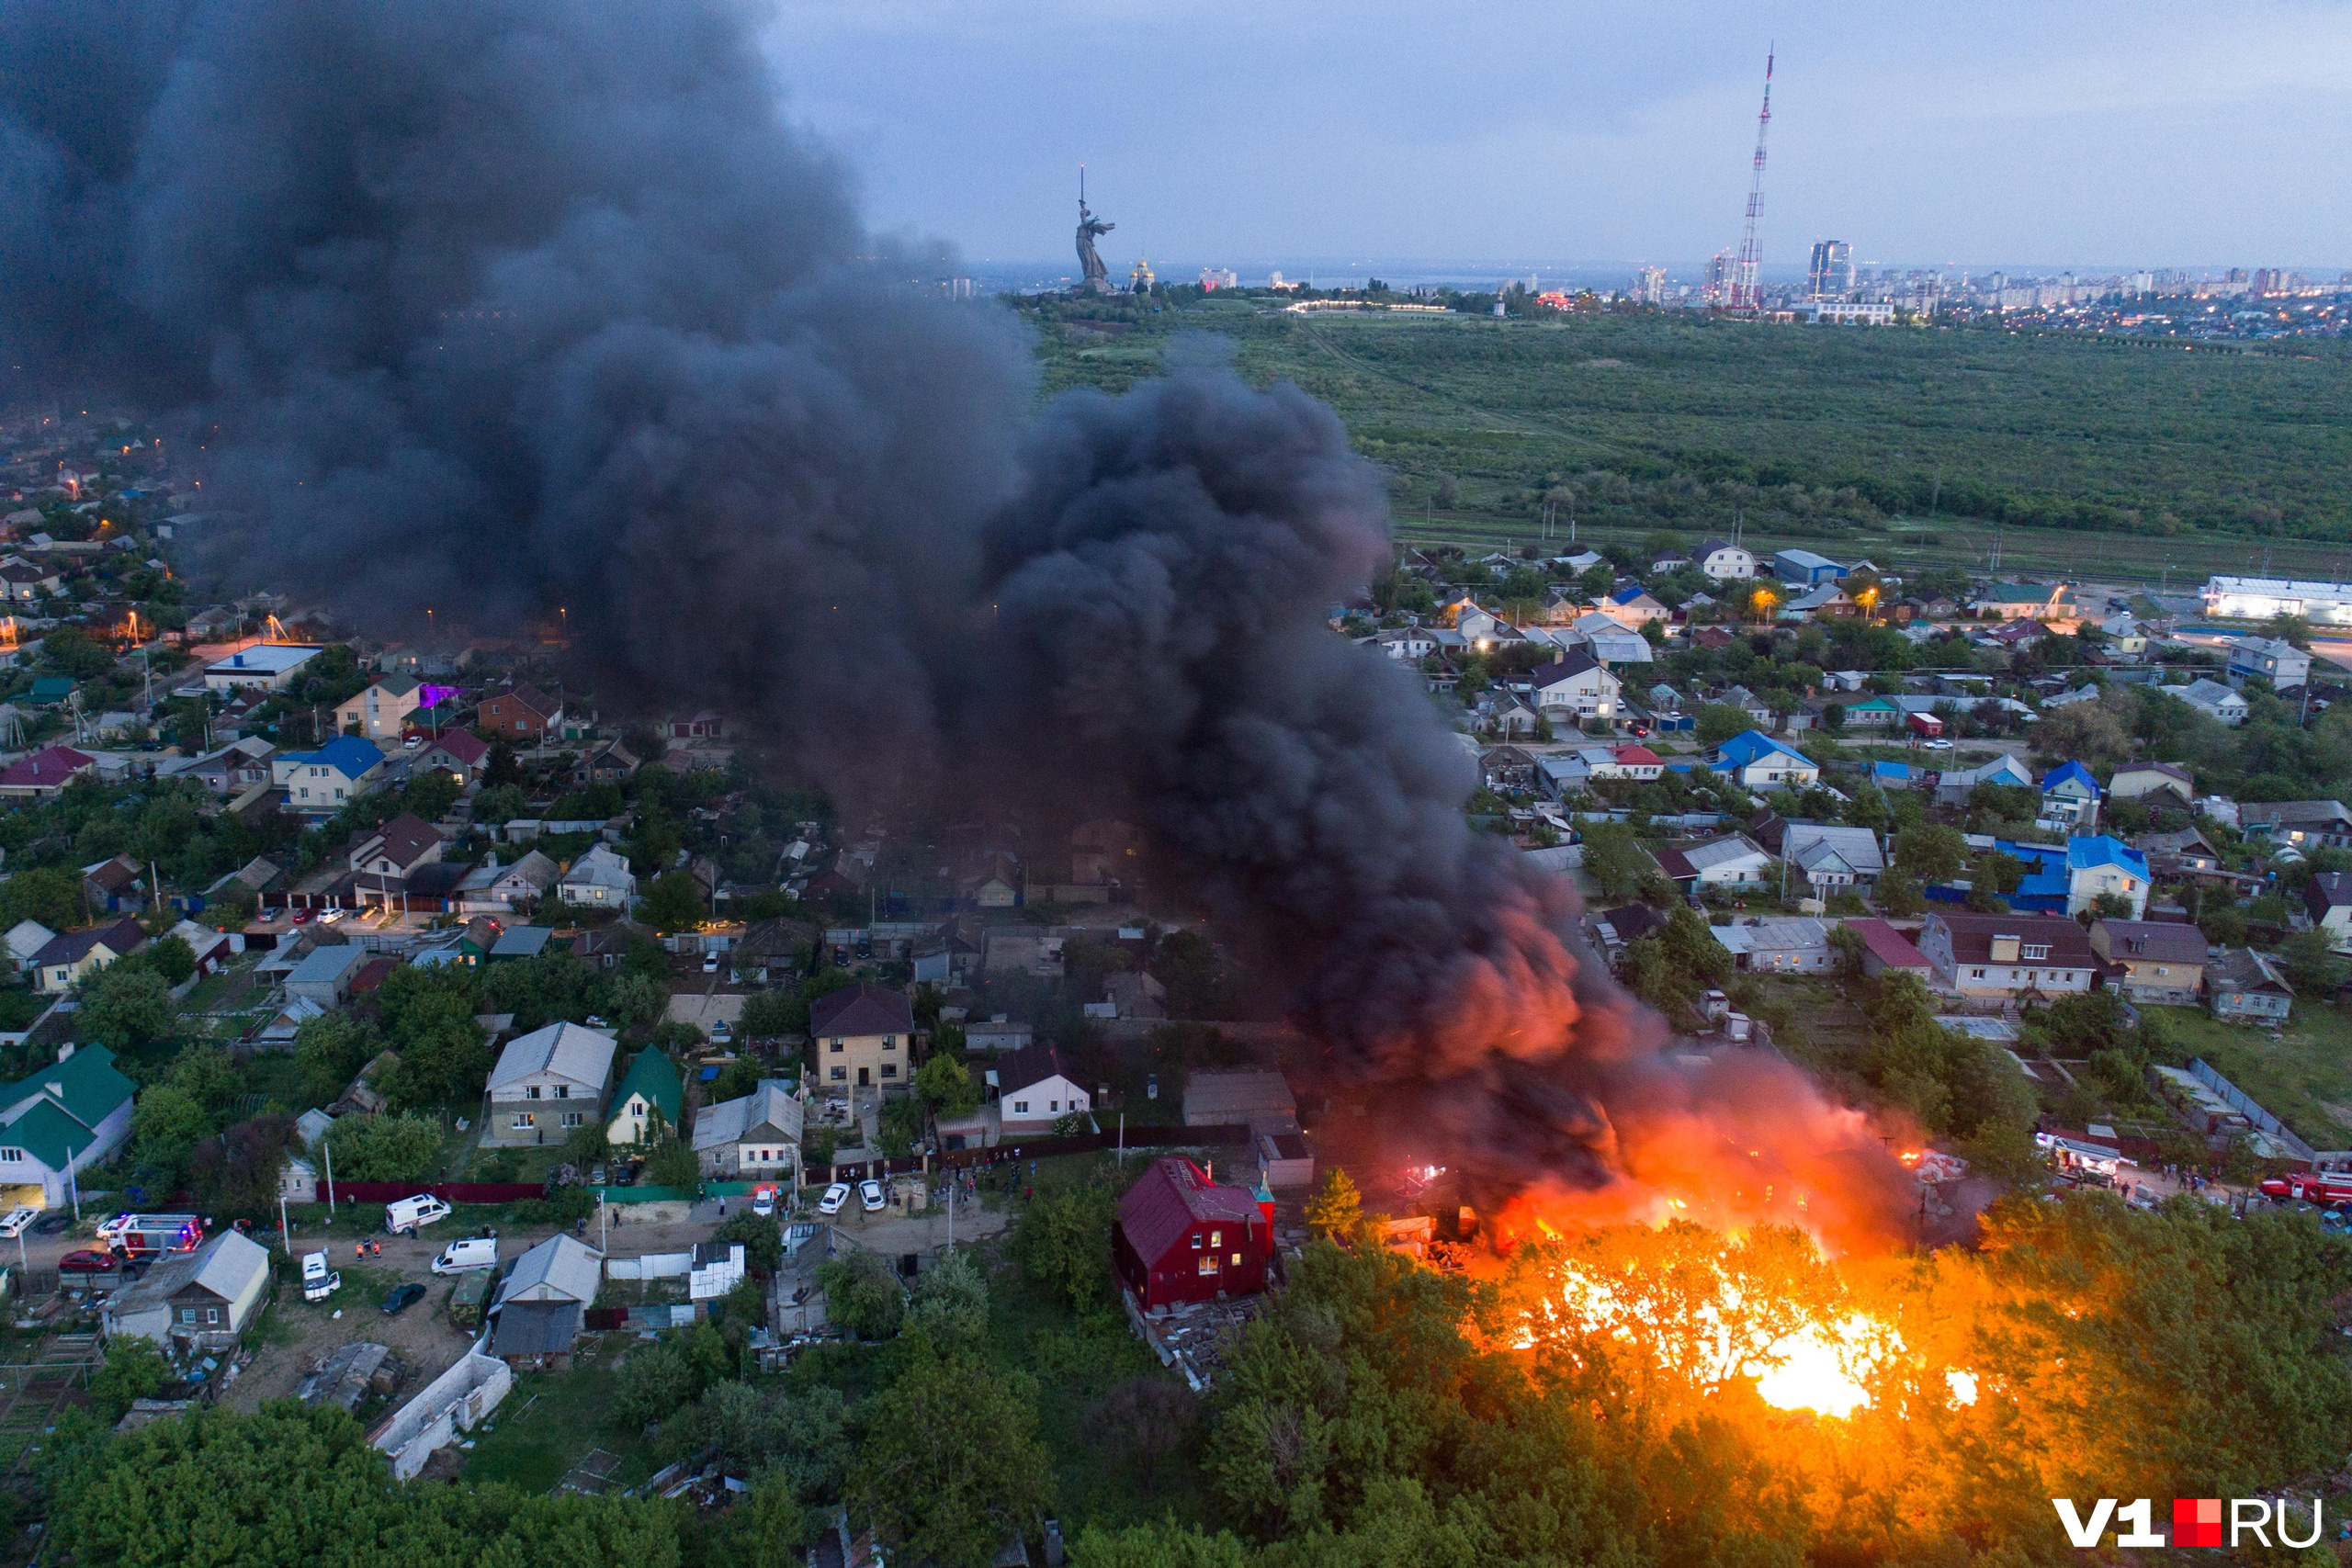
left=2203, top=576, right=2352, bottom=626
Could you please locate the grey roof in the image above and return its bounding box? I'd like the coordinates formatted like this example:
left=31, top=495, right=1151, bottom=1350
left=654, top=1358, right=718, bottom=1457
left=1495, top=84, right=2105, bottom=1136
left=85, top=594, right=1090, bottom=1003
left=296, top=1108, right=336, bottom=1147
left=1681, top=834, right=1770, bottom=874
left=487, top=1021, right=616, bottom=1095
left=189, top=1230, right=271, bottom=1302
left=493, top=1233, right=602, bottom=1310
left=692, top=1080, right=805, bottom=1152
left=491, top=1300, right=582, bottom=1359
left=1713, top=918, right=1832, bottom=956
left=1782, top=824, right=1885, bottom=875
left=490, top=926, right=555, bottom=958
left=284, top=942, right=368, bottom=987
left=2096, top=920, right=2208, bottom=964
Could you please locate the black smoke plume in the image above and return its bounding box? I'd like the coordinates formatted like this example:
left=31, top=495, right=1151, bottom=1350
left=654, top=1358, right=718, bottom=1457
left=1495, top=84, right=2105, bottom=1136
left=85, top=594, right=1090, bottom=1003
left=0, top=0, right=1908, bottom=1224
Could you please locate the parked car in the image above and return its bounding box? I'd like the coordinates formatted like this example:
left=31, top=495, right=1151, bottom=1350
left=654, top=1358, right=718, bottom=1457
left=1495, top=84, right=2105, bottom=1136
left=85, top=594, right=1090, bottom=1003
left=1921, top=738, right=1954, bottom=750
left=0, top=1208, right=37, bottom=1238
left=290, top=908, right=314, bottom=924
left=59, top=1249, right=117, bottom=1273
left=380, top=1282, right=427, bottom=1314
left=589, top=1164, right=608, bottom=1187
left=702, top=953, right=720, bottom=974
left=300, top=1251, right=342, bottom=1303
left=859, top=1179, right=886, bottom=1213
left=817, top=1182, right=850, bottom=1216
left=752, top=1184, right=776, bottom=1217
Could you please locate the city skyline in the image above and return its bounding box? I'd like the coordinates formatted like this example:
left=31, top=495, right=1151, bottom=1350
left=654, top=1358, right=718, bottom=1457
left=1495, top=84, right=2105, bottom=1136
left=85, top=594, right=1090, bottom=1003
left=780, top=0, right=2352, bottom=274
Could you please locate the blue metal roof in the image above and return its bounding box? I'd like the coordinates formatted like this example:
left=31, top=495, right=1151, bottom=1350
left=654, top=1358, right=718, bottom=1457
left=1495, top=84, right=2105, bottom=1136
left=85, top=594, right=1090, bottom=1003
left=1712, top=729, right=1812, bottom=772
left=2040, top=760, right=2099, bottom=796
left=288, top=736, right=386, bottom=779
left=2067, top=836, right=2150, bottom=877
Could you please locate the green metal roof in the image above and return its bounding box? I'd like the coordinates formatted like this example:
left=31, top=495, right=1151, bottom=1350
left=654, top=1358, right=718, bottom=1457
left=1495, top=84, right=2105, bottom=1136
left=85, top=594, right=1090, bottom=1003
left=609, top=1047, right=682, bottom=1124
left=0, top=1045, right=133, bottom=1170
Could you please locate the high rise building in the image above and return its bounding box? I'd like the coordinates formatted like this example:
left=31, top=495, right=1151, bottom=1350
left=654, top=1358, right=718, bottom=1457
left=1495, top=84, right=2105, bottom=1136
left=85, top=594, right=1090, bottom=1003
left=1702, top=250, right=1736, bottom=307
left=1633, top=265, right=1668, bottom=305
left=1807, top=240, right=1853, bottom=299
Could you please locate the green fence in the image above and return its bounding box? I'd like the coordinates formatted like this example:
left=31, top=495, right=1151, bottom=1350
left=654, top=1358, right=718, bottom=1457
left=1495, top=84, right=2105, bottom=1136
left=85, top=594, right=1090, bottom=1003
left=590, top=1186, right=698, bottom=1204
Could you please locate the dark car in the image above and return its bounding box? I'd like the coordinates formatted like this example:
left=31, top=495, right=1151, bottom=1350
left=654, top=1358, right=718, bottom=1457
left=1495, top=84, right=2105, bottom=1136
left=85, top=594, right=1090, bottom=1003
left=58, top=1249, right=117, bottom=1273
left=31, top=1213, right=74, bottom=1236
left=380, top=1282, right=427, bottom=1315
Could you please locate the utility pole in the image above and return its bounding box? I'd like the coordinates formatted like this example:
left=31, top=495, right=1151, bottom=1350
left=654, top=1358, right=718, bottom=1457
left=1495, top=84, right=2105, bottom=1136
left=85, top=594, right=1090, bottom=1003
left=323, top=1134, right=335, bottom=1221
left=279, top=1187, right=291, bottom=1255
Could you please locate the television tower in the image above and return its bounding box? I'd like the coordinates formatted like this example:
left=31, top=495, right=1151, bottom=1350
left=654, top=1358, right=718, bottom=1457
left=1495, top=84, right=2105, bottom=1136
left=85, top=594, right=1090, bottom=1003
left=1730, top=47, right=1774, bottom=312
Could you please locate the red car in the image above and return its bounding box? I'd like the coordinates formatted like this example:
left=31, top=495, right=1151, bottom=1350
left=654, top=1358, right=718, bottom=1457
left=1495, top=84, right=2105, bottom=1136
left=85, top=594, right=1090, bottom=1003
left=58, top=1249, right=118, bottom=1273
left=290, top=909, right=314, bottom=924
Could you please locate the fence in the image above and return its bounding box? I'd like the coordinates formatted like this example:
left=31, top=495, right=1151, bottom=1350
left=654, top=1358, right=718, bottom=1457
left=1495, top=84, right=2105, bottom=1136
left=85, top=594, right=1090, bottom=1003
left=322, top=1181, right=552, bottom=1205
left=2187, top=1058, right=2318, bottom=1163
left=937, top=1122, right=1253, bottom=1169
left=605, top=1251, right=692, bottom=1281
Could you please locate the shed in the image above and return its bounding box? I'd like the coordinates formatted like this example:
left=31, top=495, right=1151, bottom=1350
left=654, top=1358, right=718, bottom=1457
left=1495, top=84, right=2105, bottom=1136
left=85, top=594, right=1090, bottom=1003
left=284, top=942, right=368, bottom=1009
left=1182, top=1070, right=1298, bottom=1134
left=1257, top=1132, right=1316, bottom=1191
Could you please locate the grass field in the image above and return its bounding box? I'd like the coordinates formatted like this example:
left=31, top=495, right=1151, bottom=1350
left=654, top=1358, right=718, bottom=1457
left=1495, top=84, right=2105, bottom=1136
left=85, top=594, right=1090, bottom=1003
left=1031, top=299, right=2352, bottom=583
left=461, top=1338, right=650, bottom=1495
left=2160, top=1006, right=2352, bottom=1149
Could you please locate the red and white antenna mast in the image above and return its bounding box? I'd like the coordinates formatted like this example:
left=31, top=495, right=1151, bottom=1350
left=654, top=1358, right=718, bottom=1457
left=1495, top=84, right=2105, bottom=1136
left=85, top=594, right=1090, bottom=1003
left=1731, top=47, right=1773, bottom=312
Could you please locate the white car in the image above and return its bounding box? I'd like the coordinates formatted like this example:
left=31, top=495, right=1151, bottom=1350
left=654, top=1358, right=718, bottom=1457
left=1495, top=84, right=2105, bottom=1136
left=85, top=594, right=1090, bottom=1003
left=0, top=1208, right=36, bottom=1239
left=752, top=1184, right=776, bottom=1217
left=319, top=908, right=348, bottom=923
left=816, top=1182, right=851, bottom=1216
left=1921, top=738, right=1955, bottom=750
left=859, top=1179, right=887, bottom=1213
left=702, top=953, right=720, bottom=974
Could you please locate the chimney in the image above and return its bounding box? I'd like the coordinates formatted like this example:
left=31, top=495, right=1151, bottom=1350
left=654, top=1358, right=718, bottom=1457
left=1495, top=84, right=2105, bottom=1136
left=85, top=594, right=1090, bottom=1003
left=1989, top=934, right=2021, bottom=964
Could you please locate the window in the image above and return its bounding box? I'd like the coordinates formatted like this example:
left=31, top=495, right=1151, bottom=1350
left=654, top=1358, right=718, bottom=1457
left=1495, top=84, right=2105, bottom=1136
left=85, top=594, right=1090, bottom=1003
left=880, top=1064, right=896, bottom=1078
left=2021, top=943, right=2051, bottom=962
left=0, top=1148, right=22, bottom=1164
left=1231, top=1254, right=1242, bottom=1266
left=526, top=1086, right=541, bottom=1100
left=206, top=1307, right=220, bottom=1325
left=830, top=1066, right=846, bottom=1081
left=883, top=1036, right=896, bottom=1050
left=1012, top=1100, right=1028, bottom=1113
left=1048, top=1100, right=1058, bottom=1112
left=554, top=1084, right=570, bottom=1100
left=1191, top=1234, right=1203, bottom=1249
left=181, top=1308, right=197, bottom=1325
left=1969, top=968, right=1986, bottom=980
left=830, top=1040, right=844, bottom=1053
left=561, top=1111, right=584, bottom=1128
left=1209, top=1229, right=1222, bottom=1247
left=1198, top=1256, right=1219, bottom=1276
left=511, top=1111, right=535, bottom=1129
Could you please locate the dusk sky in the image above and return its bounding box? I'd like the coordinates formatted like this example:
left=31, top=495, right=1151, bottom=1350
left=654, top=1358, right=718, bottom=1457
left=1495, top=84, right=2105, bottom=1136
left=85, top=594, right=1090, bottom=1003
left=775, top=0, right=2352, bottom=278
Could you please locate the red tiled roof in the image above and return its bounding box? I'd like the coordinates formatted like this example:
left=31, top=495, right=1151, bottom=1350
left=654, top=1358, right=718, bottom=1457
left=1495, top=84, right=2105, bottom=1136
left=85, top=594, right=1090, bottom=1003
left=1117, top=1157, right=1261, bottom=1268
left=424, top=728, right=488, bottom=764
left=808, top=982, right=913, bottom=1038
left=349, top=956, right=401, bottom=994
left=1612, top=744, right=1662, bottom=766
left=0, top=746, right=94, bottom=790
left=1846, top=918, right=1930, bottom=970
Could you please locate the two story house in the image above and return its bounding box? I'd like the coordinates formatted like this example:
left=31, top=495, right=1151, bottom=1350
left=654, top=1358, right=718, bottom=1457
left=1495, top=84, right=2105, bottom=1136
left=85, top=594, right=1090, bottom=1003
left=485, top=1021, right=617, bottom=1145
left=334, top=676, right=425, bottom=740
left=0, top=1043, right=138, bottom=1206
left=1917, top=911, right=2098, bottom=999
left=605, top=1048, right=683, bottom=1146
left=2039, top=761, right=2101, bottom=830
left=2089, top=919, right=2208, bottom=1005
left=271, top=737, right=389, bottom=820
left=691, top=1078, right=805, bottom=1178
left=1527, top=651, right=1622, bottom=727
left=349, top=813, right=446, bottom=905
left=415, top=728, right=490, bottom=785
left=481, top=684, right=562, bottom=740
left=809, top=983, right=915, bottom=1091
left=1696, top=539, right=1757, bottom=581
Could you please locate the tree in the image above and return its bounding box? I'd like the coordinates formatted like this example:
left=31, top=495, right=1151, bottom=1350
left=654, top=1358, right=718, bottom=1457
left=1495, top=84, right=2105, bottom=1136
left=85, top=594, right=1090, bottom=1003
left=913, top=1053, right=981, bottom=1117
left=1875, top=867, right=1927, bottom=918
left=612, top=1344, right=693, bottom=1428
left=641, top=871, right=706, bottom=932
left=88, top=1338, right=170, bottom=1423
left=2277, top=930, right=2347, bottom=994
left=136, top=935, right=198, bottom=987
left=187, top=1114, right=295, bottom=1218
left=738, top=990, right=797, bottom=1043
left=1303, top=1167, right=1362, bottom=1241
left=127, top=1085, right=210, bottom=1194
left=77, top=965, right=176, bottom=1049
left=294, top=1013, right=379, bottom=1108
left=845, top=1352, right=1053, bottom=1568
left=321, top=1112, right=442, bottom=1182
left=1577, top=819, right=1651, bottom=903
left=2086, top=891, right=2136, bottom=921
left=0, top=868, right=83, bottom=932
left=711, top=1208, right=785, bottom=1275
left=391, top=1004, right=491, bottom=1109
left=1082, top=1378, right=1198, bottom=1499
left=2031, top=701, right=2132, bottom=769
left=563, top=1120, right=611, bottom=1168
left=1894, top=823, right=1967, bottom=885
left=817, top=1248, right=904, bottom=1340
left=645, top=1135, right=700, bottom=1189
left=1694, top=703, right=1754, bottom=748
left=905, top=1247, right=989, bottom=1352
left=1013, top=1180, right=1118, bottom=1311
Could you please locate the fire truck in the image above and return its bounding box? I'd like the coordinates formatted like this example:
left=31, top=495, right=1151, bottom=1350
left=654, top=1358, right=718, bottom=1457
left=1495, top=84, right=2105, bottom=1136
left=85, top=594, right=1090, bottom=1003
left=96, top=1213, right=205, bottom=1259
left=2258, top=1172, right=2352, bottom=1206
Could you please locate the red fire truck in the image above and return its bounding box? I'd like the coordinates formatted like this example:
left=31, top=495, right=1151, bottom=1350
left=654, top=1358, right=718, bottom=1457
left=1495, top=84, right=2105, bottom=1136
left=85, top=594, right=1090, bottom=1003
left=96, top=1213, right=205, bottom=1259
left=2259, top=1172, right=2352, bottom=1205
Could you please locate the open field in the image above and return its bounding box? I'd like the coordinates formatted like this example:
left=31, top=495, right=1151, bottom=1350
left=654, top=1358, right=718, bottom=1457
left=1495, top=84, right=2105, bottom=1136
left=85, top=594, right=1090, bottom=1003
left=1033, top=300, right=2352, bottom=582
left=2159, top=1006, right=2352, bottom=1150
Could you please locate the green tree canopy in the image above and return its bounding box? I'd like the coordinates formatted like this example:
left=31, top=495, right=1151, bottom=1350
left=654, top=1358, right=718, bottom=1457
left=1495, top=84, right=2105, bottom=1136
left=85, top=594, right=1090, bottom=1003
left=844, top=1351, right=1053, bottom=1568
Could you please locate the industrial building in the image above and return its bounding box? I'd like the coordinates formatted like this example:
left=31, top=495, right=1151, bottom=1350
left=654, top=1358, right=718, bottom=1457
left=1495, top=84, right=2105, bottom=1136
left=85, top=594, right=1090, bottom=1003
left=2202, top=576, right=2352, bottom=626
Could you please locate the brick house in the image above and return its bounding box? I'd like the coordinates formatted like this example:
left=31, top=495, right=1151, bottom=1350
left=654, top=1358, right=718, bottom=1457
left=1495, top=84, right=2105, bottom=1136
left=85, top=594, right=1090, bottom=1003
left=480, top=684, right=562, bottom=740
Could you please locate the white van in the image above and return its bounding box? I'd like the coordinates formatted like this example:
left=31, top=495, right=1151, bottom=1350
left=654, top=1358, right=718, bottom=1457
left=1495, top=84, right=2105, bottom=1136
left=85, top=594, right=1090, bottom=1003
left=430, top=1236, right=499, bottom=1275
left=384, top=1194, right=453, bottom=1235
left=301, top=1250, right=341, bottom=1303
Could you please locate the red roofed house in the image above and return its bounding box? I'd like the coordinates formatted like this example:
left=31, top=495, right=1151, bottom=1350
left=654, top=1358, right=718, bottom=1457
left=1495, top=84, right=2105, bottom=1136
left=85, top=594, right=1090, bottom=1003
left=1114, top=1156, right=1274, bottom=1312
left=0, top=745, right=95, bottom=799
left=415, top=728, right=491, bottom=784
left=1608, top=743, right=1664, bottom=780
left=480, top=684, right=562, bottom=740
left=1846, top=918, right=1932, bottom=979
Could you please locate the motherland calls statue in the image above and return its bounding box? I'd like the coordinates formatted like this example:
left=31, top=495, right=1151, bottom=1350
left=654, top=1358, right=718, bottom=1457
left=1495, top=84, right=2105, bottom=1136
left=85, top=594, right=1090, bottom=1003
left=1075, top=172, right=1114, bottom=294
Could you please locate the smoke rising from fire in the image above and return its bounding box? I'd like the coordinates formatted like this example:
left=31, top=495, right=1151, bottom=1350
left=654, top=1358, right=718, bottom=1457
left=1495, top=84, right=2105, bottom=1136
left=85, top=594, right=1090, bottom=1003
left=0, top=0, right=1911, bottom=1231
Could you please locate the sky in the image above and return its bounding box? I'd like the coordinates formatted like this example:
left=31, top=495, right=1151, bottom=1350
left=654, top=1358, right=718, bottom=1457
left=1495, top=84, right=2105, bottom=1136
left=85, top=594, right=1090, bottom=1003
left=766, top=0, right=2352, bottom=283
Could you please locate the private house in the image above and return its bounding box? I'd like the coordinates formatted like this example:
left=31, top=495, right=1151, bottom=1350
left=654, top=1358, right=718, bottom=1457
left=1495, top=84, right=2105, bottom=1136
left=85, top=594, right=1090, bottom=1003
left=457, top=850, right=559, bottom=915
left=1711, top=917, right=1835, bottom=974
left=485, top=1021, right=617, bottom=1145
left=605, top=1048, right=683, bottom=1147
left=1697, top=539, right=1757, bottom=581
left=284, top=943, right=369, bottom=1010
left=556, top=844, right=636, bottom=908
left=334, top=677, right=424, bottom=741
left=1601, top=586, right=1669, bottom=626
left=203, top=643, right=322, bottom=693
left=271, top=737, right=389, bottom=819
left=0, top=1043, right=138, bottom=1206
left=414, top=729, right=490, bottom=785
left=1112, top=1156, right=1273, bottom=1313
left=488, top=1234, right=600, bottom=1370
left=964, top=1015, right=1034, bottom=1054
left=1595, top=743, right=1665, bottom=780
left=691, top=1078, right=804, bottom=1178
left=2135, top=826, right=2230, bottom=884
left=2208, top=948, right=2293, bottom=1026
left=81, top=855, right=144, bottom=914
left=1931, top=754, right=2035, bottom=808
left=1781, top=823, right=1884, bottom=891
left=2240, top=800, right=2352, bottom=852
left=30, top=919, right=146, bottom=994
left=101, top=1231, right=273, bottom=1351
left=997, top=1042, right=1093, bottom=1136
left=668, top=711, right=722, bottom=739
left=480, top=684, right=561, bottom=740
left=2066, top=836, right=2152, bottom=919
left=1649, top=549, right=1693, bottom=574
left=2039, top=761, right=2101, bottom=830
left=177, top=737, right=277, bottom=795
left=1847, top=918, right=1933, bottom=980
left=569, top=739, right=639, bottom=786
left=809, top=983, right=915, bottom=1091
left=1655, top=834, right=1775, bottom=889
left=1916, top=911, right=2098, bottom=999
left=1838, top=696, right=1905, bottom=730
left=2302, top=872, right=2352, bottom=952
left=1527, top=651, right=1622, bottom=726
left=0, top=745, right=96, bottom=799
left=349, top=814, right=446, bottom=904
left=3, top=920, right=51, bottom=973
left=2109, top=761, right=2193, bottom=804
left=1783, top=582, right=1855, bottom=620
left=1969, top=583, right=2075, bottom=622
left=2176, top=679, right=2248, bottom=727
left=1773, top=549, right=1848, bottom=586
left=2227, top=636, right=2311, bottom=691
left=2090, top=920, right=2208, bottom=1005
left=0, top=559, right=62, bottom=601
left=1710, top=730, right=1821, bottom=791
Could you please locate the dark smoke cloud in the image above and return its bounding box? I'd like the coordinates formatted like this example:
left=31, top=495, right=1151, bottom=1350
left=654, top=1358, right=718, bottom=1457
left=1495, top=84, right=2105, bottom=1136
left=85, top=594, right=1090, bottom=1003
left=0, top=0, right=1905, bottom=1215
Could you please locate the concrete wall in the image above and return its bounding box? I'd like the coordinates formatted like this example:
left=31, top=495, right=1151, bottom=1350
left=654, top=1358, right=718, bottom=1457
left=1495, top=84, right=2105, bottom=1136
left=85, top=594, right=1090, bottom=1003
left=605, top=1250, right=692, bottom=1281
left=371, top=1348, right=512, bottom=1482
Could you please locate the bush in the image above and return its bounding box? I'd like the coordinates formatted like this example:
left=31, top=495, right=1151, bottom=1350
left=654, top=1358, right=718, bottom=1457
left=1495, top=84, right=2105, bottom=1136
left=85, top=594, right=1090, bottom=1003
left=1013, top=1180, right=1118, bottom=1312
left=904, top=1248, right=987, bottom=1352
left=712, top=1208, right=784, bottom=1275
left=89, top=1340, right=169, bottom=1422
left=322, top=1113, right=444, bottom=1183
left=612, top=1345, right=692, bottom=1428
left=816, top=1249, right=904, bottom=1340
